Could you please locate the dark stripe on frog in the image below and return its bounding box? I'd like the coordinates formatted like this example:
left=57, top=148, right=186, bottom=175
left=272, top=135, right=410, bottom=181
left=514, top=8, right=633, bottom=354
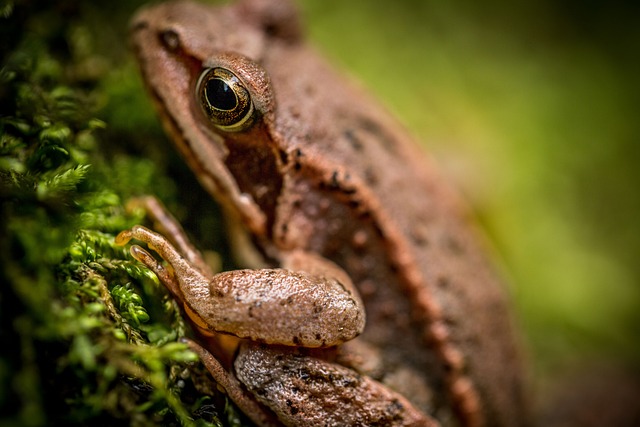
left=223, top=140, right=284, bottom=238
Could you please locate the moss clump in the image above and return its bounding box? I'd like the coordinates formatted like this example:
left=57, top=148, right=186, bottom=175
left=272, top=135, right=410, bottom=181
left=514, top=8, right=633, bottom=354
left=0, top=1, right=240, bottom=426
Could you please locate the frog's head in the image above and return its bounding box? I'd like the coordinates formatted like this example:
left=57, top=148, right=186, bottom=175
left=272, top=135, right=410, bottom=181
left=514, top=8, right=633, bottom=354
left=130, top=0, right=302, bottom=238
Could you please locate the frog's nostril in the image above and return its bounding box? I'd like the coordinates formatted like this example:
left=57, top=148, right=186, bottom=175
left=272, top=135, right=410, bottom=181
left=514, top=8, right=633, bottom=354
left=130, top=19, right=149, bottom=33
left=159, top=29, right=181, bottom=52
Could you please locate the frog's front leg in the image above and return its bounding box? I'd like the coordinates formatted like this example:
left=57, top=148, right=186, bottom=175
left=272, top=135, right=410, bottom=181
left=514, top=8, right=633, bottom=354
left=234, top=342, right=440, bottom=427
left=116, top=225, right=365, bottom=347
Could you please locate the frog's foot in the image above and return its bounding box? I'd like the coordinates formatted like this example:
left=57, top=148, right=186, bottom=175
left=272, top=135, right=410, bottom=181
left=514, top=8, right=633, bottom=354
left=127, top=196, right=214, bottom=277
left=235, top=342, right=441, bottom=427
left=182, top=338, right=280, bottom=427
left=115, top=225, right=208, bottom=303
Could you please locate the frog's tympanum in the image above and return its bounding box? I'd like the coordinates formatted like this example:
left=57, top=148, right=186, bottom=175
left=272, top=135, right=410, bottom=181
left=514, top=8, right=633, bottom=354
left=120, top=0, right=528, bottom=425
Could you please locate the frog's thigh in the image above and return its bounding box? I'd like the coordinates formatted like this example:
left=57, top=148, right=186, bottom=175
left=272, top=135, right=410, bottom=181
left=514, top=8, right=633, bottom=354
left=235, top=342, right=440, bottom=427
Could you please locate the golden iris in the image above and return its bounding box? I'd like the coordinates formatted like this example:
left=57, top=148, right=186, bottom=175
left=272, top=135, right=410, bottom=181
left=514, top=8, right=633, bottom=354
left=197, top=67, right=254, bottom=131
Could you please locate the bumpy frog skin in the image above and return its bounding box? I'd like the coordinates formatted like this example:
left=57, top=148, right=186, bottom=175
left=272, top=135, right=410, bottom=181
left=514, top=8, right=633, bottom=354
left=123, top=0, right=528, bottom=425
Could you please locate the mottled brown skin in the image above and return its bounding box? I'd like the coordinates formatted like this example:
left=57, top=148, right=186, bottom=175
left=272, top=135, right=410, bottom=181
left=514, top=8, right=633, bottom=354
left=129, top=0, right=527, bottom=425
left=235, top=343, right=437, bottom=427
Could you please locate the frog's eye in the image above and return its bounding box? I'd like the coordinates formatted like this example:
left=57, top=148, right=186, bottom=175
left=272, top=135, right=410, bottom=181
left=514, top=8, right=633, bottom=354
left=197, top=67, right=255, bottom=132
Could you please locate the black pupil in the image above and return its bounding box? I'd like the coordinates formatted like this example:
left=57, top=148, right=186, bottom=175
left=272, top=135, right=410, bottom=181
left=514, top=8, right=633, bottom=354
left=205, top=78, right=237, bottom=111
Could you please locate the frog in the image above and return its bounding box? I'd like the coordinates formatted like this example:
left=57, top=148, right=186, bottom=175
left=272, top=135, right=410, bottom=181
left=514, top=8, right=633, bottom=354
left=119, top=0, right=528, bottom=425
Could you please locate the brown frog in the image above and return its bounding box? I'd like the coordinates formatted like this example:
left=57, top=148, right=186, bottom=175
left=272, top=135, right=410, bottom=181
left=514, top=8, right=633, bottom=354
left=119, top=0, right=528, bottom=425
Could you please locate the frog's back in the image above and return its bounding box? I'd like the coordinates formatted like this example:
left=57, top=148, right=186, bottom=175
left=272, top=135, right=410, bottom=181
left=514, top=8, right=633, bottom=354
left=262, top=24, right=528, bottom=427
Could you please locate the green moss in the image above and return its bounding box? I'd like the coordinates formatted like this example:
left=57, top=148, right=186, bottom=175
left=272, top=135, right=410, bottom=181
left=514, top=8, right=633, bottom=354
left=0, top=1, right=235, bottom=425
